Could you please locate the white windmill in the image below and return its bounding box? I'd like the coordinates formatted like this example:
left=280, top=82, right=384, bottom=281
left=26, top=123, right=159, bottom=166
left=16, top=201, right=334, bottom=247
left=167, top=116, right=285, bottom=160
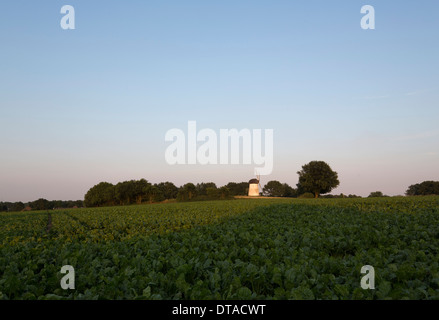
left=248, top=173, right=261, bottom=197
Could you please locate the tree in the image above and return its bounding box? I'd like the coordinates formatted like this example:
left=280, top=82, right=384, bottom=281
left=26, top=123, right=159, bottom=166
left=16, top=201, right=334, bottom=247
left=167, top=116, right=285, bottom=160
left=133, top=179, right=151, bottom=204
left=297, top=161, right=340, bottom=198
left=177, top=183, right=198, bottom=201
left=146, top=185, right=164, bottom=203
left=262, top=181, right=297, bottom=197
left=31, top=198, right=51, bottom=210
left=0, top=203, right=8, bottom=212
left=156, top=182, right=178, bottom=199
left=368, top=191, right=385, bottom=198
left=282, top=183, right=297, bottom=197
left=183, top=183, right=197, bottom=200
left=196, top=182, right=217, bottom=196
left=177, top=188, right=188, bottom=201
left=406, top=181, right=439, bottom=196
left=219, top=186, right=230, bottom=199
left=115, top=181, right=135, bottom=205
left=206, top=187, right=220, bottom=199
left=11, top=202, right=25, bottom=212
left=225, top=182, right=248, bottom=196
left=263, top=180, right=284, bottom=197
left=84, top=182, right=115, bottom=207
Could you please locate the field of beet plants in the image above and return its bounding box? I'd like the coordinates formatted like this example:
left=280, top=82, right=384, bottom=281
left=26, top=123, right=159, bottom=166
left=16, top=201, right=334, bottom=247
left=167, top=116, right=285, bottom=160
left=1, top=196, right=439, bottom=300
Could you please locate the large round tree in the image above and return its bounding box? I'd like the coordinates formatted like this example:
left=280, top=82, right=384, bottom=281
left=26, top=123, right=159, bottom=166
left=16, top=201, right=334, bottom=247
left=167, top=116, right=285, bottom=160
left=297, top=161, right=340, bottom=198
left=263, top=180, right=285, bottom=197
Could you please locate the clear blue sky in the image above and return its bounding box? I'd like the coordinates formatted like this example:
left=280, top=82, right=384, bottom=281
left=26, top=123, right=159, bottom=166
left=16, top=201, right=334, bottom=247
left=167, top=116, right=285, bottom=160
left=1, top=1, right=438, bottom=201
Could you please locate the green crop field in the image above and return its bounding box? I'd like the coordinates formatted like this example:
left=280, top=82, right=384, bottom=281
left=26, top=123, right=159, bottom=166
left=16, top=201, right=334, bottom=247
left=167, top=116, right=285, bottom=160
left=1, top=197, right=439, bottom=300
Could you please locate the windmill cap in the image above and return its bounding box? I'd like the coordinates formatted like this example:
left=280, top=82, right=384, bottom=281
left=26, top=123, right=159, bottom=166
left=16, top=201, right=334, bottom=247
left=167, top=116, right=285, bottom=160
left=249, top=178, right=259, bottom=184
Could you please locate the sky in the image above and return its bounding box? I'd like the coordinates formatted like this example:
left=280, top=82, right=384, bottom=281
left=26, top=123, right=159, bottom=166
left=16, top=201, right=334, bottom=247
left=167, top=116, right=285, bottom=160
left=1, top=1, right=438, bottom=202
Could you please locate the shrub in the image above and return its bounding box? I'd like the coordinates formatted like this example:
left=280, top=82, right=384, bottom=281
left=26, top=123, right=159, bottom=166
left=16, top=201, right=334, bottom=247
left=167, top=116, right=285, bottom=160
left=298, top=192, right=315, bottom=199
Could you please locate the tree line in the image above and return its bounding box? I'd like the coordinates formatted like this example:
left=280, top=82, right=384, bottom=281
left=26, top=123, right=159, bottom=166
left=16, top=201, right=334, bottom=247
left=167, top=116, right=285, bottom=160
left=83, top=180, right=253, bottom=207
left=82, top=161, right=341, bottom=207
left=83, top=179, right=308, bottom=207
left=0, top=199, right=83, bottom=213
left=1, top=161, right=438, bottom=211
left=364, top=181, right=439, bottom=198
left=405, top=181, right=439, bottom=196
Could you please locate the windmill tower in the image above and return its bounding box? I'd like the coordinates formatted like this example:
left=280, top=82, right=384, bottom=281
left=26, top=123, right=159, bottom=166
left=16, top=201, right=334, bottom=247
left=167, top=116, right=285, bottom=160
left=248, top=174, right=261, bottom=197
